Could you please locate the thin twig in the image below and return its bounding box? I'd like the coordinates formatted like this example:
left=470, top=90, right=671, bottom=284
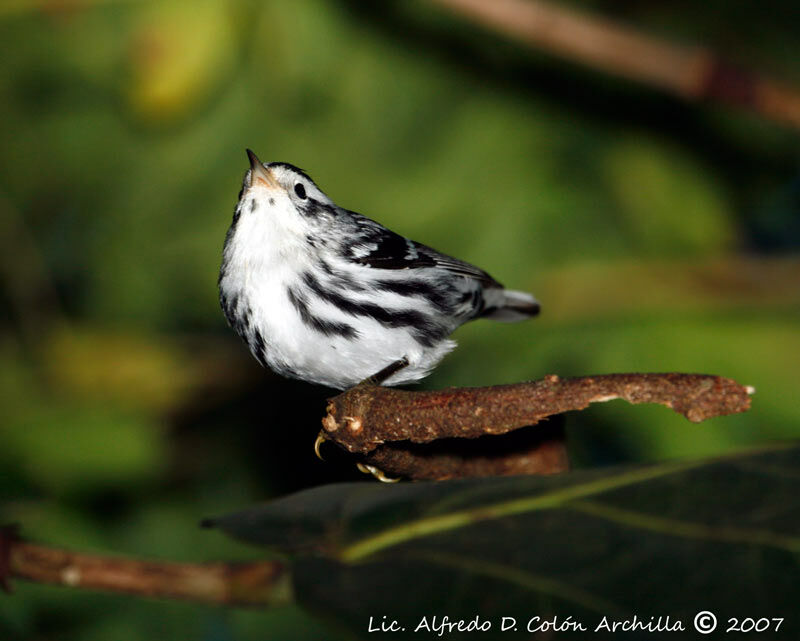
left=1, top=526, right=290, bottom=607
left=430, top=0, right=800, bottom=130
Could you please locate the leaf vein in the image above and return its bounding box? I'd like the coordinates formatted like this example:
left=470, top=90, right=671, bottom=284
left=341, top=459, right=702, bottom=562
left=567, top=500, right=800, bottom=552
left=409, top=550, right=626, bottom=616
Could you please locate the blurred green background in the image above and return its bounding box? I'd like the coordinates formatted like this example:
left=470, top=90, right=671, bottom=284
left=1, top=0, right=799, bottom=639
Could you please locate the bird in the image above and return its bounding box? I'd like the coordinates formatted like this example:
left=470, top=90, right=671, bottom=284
left=218, top=149, right=539, bottom=390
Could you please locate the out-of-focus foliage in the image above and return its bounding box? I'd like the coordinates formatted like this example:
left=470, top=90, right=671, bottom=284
left=0, top=0, right=798, bottom=639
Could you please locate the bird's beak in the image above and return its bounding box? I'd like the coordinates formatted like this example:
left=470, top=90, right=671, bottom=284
left=246, top=149, right=279, bottom=190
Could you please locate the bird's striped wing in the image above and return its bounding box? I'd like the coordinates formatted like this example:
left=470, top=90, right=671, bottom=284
left=342, top=213, right=500, bottom=287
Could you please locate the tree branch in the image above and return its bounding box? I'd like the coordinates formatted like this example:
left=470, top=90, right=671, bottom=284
left=322, top=373, right=753, bottom=480
left=0, top=526, right=289, bottom=607
left=430, top=0, right=800, bottom=131
left=361, top=422, right=570, bottom=481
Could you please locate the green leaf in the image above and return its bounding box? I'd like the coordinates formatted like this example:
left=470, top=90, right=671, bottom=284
left=208, top=444, right=800, bottom=639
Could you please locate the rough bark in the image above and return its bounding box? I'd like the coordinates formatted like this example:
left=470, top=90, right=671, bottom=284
left=322, top=373, right=753, bottom=480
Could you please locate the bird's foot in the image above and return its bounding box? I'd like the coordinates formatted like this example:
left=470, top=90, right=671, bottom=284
left=357, top=463, right=401, bottom=483
left=357, top=357, right=409, bottom=387
left=313, top=431, right=328, bottom=460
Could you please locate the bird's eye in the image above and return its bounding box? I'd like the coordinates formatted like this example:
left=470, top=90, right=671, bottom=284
left=294, top=183, right=307, bottom=199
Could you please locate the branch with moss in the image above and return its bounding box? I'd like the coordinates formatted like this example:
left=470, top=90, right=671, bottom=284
left=321, top=373, right=753, bottom=480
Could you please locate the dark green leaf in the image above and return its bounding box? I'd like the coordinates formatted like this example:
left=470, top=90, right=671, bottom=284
left=208, top=444, right=800, bottom=639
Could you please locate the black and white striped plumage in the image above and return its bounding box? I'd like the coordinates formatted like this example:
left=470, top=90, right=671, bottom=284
left=218, top=150, right=539, bottom=390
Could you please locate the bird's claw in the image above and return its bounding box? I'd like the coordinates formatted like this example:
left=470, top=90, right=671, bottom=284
left=357, top=462, right=401, bottom=483
left=317, top=430, right=400, bottom=483
left=314, top=431, right=328, bottom=460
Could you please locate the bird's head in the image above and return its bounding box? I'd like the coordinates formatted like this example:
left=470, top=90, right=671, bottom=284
left=234, top=149, right=335, bottom=238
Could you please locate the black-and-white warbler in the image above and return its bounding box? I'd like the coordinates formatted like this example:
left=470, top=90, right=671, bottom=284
left=219, top=150, right=540, bottom=390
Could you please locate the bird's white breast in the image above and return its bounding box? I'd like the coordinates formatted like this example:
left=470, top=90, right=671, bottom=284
left=221, top=194, right=456, bottom=388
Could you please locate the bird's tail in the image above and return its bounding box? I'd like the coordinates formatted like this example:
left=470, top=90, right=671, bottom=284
left=483, top=288, right=540, bottom=322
